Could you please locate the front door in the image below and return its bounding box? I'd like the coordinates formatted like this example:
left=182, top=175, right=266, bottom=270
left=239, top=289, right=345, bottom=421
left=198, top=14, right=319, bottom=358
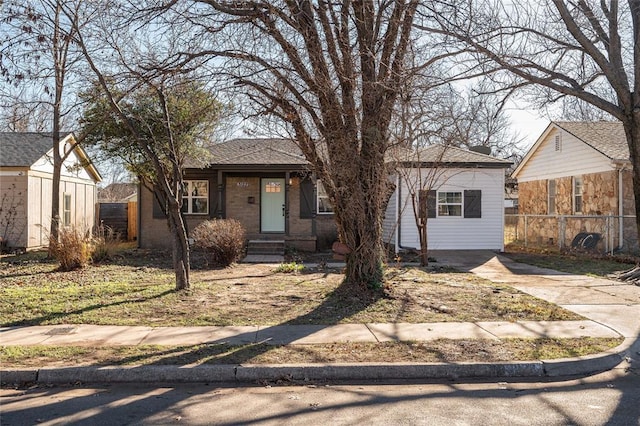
left=261, top=178, right=285, bottom=232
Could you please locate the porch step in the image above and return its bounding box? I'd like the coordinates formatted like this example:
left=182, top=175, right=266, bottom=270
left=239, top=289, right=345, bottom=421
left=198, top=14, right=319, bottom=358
left=246, top=240, right=285, bottom=256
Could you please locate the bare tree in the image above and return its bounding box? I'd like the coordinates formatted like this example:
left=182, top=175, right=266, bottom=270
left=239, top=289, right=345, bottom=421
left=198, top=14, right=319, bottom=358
left=71, top=4, right=223, bottom=290
left=1, top=1, right=94, bottom=247
left=422, top=0, right=640, bottom=237
left=166, top=0, right=420, bottom=292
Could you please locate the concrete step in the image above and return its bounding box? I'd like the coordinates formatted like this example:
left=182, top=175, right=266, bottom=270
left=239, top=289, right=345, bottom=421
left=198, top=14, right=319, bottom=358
left=246, top=240, right=285, bottom=256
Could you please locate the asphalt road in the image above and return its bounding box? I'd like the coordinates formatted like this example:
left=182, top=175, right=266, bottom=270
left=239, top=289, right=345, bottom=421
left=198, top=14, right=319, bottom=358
left=2, top=367, right=639, bottom=426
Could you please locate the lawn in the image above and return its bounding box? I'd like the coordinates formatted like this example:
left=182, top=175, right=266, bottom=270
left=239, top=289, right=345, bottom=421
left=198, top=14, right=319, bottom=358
left=0, top=338, right=623, bottom=368
left=0, top=248, right=582, bottom=327
left=503, top=246, right=637, bottom=277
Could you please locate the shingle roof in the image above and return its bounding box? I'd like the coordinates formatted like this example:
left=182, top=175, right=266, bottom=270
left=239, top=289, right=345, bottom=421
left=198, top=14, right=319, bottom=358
left=206, top=138, right=308, bottom=166
left=554, top=121, right=628, bottom=161
left=0, top=132, right=71, bottom=167
left=394, top=144, right=512, bottom=167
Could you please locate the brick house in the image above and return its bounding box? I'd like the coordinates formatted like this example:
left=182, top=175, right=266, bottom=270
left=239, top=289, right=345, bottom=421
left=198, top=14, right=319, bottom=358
left=0, top=132, right=102, bottom=250
left=512, top=121, right=637, bottom=251
left=138, top=138, right=337, bottom=252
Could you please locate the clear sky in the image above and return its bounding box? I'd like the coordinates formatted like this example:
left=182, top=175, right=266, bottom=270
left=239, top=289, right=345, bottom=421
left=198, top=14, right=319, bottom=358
left=506, top=106, right=550, bottom=151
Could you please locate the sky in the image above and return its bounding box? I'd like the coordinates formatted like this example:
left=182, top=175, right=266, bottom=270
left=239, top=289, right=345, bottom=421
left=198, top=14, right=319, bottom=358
left=506, top=105, right=550, bottom=151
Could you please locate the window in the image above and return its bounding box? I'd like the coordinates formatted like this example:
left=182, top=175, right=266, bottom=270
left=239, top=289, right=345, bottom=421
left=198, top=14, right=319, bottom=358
left=317, top=181, right=334, bottom=214
left=548, top=179, right=556, bottom=215
left=573, top=176, right=583, bottom=213
left=554, top=134, right=562, bottom=151
left=182, top=180, right=208, bottom=214
left=437, top=192, right=462, bottom=217
left=63, top=194, right=71, bottom=226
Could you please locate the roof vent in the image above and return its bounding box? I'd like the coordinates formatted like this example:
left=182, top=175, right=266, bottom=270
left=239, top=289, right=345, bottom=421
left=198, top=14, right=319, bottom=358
left=469, top=146, right=492, bottom=155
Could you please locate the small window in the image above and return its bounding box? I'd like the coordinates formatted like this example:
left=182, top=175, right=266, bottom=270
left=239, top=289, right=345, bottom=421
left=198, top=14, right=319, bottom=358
left=182, top=180, right=208, bottom=214
left=437, top=192, right=462, bottom=217
left=317, top=181, right=334, bottom=214
left=548, top=179, right=556, bottom=215
left=554, top=134, right=562, bottom=151
left=573, top=176, right=583, bottom=213
left=63, top=193, right=72, bottom=226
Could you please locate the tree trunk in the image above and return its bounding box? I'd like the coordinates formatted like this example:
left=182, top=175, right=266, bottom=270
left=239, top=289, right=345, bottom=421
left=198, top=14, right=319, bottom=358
left=624, top=115, right=640, bottom=249
left=166, top=201, right=190, bottom=291
left=48, top=128, right=61, bottom=254
left=335, top=134, right=389, bottom=292
left=419, top=219, right=429, bottom=267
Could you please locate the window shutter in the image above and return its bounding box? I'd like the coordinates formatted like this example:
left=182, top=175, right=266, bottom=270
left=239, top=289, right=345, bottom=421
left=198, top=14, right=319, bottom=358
left=300, top=177, right=315, bottom=219
left=152, top=191, right=167, bottom=219
left=208, top=178, right=218, bottom=218
left=464, top=190, right=481, bottom=218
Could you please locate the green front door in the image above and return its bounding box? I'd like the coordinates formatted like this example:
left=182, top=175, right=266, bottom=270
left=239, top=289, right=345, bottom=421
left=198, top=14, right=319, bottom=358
left=261, top=178, right=285, bottom=232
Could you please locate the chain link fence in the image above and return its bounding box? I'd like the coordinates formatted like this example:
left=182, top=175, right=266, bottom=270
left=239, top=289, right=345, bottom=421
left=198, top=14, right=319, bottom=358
left=505, top=214, right=639, bottom=254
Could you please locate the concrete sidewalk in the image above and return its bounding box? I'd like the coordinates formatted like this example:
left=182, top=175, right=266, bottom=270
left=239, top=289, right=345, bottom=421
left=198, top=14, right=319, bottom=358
left=2, top=250, right=639, bottom=384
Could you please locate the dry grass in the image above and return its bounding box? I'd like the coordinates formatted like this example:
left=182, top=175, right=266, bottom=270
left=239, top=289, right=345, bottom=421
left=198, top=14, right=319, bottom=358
left=0, top=338, right=623, bottom=368
left=0, top=249, right=581, bottom=327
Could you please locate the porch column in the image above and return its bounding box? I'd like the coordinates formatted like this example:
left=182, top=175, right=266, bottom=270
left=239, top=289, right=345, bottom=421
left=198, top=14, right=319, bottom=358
left=285, top=171, right=290, bottom=236
left=216, top=170, right=223, bottom=218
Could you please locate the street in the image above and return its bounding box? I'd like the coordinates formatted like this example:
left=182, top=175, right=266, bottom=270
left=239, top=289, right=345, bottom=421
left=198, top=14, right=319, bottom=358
left=1, top=367, right=639, bottom=425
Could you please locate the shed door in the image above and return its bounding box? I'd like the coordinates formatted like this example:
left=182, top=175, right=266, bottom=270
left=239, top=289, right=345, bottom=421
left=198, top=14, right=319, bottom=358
left=261, top=178, right=285, bottom=232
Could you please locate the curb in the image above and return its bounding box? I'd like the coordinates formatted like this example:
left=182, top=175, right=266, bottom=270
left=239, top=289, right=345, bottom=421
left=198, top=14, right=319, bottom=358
left=2, top=339, right=633, bottom=385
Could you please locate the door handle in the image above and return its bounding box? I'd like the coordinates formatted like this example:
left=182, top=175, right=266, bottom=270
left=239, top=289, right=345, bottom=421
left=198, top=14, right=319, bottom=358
left=282, top=204, right=285, bottom=216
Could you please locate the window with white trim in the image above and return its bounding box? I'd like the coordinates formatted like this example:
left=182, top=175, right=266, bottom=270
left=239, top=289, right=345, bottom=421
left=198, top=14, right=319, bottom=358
left=437, top=191, right=462, bottom=217
left=63, top=193, right=72, bottom=226
left=573, top=176, right=583, bottom=214
left=182, top=180, right=208, bottom=214
left=317, top=181, right=334, bottom=214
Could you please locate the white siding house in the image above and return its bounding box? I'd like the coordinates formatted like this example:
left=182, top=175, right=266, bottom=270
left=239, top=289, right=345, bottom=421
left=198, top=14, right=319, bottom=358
left=0, top=132, right=102, bottom=250
left=383, top=145, right=511, bottom=252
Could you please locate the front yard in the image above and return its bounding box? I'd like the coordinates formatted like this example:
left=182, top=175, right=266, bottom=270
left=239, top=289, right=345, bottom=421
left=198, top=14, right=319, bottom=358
left=0, top=248, right=581, bottom=327
left=0, top=248, right=629, bottom=368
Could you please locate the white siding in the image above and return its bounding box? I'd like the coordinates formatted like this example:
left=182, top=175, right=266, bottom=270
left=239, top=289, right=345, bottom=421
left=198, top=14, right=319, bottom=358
left=397, top=168, right=505, bottom=251
left=31, top=143, right=93, bottom=181
left=382, top=175, right=398, bottom=248
left=517, top=128, right=614, bottom=182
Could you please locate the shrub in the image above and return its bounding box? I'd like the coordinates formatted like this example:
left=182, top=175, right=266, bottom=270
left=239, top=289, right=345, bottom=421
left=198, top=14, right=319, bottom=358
left=191, top=219, right=246, bottom=267
left=49, top=226, right=94, bottom=271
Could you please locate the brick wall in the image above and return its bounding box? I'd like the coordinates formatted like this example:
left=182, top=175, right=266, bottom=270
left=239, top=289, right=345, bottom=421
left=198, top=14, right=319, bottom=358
left=225, top=176, right=260, bottom=235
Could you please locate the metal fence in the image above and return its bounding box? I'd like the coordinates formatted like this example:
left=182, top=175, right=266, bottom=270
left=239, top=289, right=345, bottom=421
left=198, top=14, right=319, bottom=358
left=505, top=214, right=639, bottom=254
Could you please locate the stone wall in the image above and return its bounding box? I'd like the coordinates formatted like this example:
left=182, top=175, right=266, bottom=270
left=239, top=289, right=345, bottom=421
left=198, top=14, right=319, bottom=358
left=514, top=170, right=638, bottom=252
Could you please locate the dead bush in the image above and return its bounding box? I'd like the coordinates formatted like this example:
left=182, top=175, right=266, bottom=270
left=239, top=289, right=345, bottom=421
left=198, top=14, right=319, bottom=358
left=191, top=219, right=246, bottom=267
left=93, top=224, right=121, bottom=262
left=49, top=226, right=95, bottom=271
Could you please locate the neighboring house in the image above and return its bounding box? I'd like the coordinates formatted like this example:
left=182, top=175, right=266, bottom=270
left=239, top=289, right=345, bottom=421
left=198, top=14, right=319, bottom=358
left=0, top=132, right=102, bottom=250
left=98, top=182, right=137, bottom=203
left=383, top=145, right=512, bottom=252
left=138, top=138, right=338, bottom=251
left=512, top=121, right=636, bottom=251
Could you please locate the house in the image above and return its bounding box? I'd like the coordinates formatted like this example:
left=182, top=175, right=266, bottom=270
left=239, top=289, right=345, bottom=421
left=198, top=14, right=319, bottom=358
left=0, top=132, right=102, bottom=250
left=383, top=145, right=512, bottom=252
left=138, top=138, right=338, bottom=251
left=512, top=121, right=636, bottom=251
left=98, top=182, right=137, bottom=203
